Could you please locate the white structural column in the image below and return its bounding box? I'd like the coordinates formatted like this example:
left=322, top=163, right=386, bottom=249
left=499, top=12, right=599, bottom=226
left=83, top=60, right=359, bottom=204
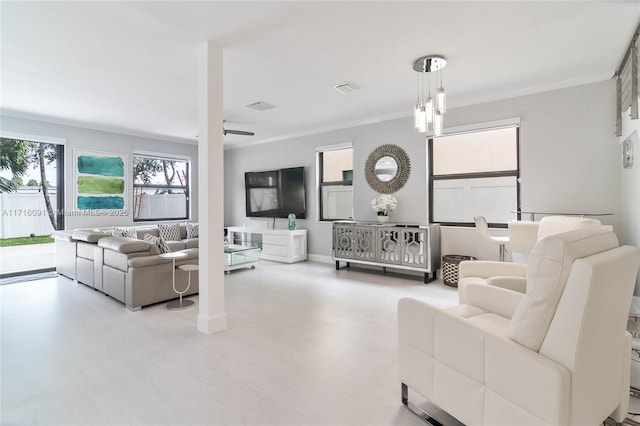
left=197, top=40, right=226, bottom=334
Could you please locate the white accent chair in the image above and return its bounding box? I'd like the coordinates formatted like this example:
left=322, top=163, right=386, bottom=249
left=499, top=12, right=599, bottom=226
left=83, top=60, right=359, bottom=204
left=398, top=228, right=640, bottom=426
left=459, top=216, right=602, bottom=303
left=509, top=216, right=603, bottom=262
left=474, top=216, right=509, bottom=261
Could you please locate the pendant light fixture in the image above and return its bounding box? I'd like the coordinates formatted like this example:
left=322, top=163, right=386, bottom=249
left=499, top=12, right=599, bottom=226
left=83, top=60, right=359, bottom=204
left=413, top=55, right=447, bottom=137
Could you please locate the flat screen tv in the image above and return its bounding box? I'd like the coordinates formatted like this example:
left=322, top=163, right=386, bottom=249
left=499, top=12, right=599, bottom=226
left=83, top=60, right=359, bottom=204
left=245, top=166, right=306, bottom=219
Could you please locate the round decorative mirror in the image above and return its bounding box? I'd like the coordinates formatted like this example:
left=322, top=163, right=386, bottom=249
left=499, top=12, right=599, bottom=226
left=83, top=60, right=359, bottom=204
left=365, top=144, right=411, bottom=194
left=374, top=156, right=398, bottom=182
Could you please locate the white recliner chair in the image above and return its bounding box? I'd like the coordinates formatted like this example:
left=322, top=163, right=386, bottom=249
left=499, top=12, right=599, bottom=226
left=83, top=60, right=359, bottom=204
left=398, top=227, right=640, bottom=426
left=458, top=216, right=602, bottom=303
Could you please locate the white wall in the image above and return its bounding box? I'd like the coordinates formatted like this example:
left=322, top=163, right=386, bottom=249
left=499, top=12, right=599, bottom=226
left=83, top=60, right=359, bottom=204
left=225, top=80, right=622, bottom=260
left=619, top=102, right=640, bottom=294
left=0, top=115, right=199, bottom=230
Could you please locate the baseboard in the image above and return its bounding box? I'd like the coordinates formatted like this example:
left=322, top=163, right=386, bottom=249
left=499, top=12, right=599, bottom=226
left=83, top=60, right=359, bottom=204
left=197, top=313, right=227, bottom=334
left=308, top=254, right=333, bottom=264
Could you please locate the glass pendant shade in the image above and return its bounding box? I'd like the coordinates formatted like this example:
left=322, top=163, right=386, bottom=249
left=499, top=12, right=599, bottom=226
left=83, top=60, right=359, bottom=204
left=417, top=105, right=427, bottom=133
left=425, top=97, right=434, bottom=124
left=413, top=102, right=422, bottom=129
left=434, top=111, right=443, bottom=137
left=436, top=87, right=446, bottom=114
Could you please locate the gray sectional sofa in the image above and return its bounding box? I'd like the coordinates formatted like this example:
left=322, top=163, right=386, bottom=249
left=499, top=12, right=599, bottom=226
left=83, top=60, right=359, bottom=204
left=53, top=224, right=198, bottom=310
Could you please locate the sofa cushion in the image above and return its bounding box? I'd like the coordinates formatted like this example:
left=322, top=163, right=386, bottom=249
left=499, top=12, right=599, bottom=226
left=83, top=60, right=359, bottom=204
left=135, top=226, right=159, bottom=240
left=159, top=223, right=181, bottom=241
left=184, top=238, right=199, bottom=249
left=72, top=229, right=109, bottom=243
left=167, top=240, right=186, bottom=251
left=507, top=228, right=618, bottom=351
left=185, top=222, right=199, bottom=238
left=76, top=241, right=96, bottom=260
left=98, top=236, right=153, bottom=254
left=53, top=230, right=75, bottom=242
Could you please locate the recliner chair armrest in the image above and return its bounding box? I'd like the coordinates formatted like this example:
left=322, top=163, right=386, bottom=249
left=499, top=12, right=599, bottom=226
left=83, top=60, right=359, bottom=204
left=398, top=298, right=437, bottom=356
left=487, top=276, right=527, bottom=293
left=459, top=260, right=527, bottom=279
left=464, top=283, right=523, bottom=319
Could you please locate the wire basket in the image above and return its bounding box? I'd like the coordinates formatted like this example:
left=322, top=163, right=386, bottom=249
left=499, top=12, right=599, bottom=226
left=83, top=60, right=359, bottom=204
left=442, top=254, right=476, bottom=287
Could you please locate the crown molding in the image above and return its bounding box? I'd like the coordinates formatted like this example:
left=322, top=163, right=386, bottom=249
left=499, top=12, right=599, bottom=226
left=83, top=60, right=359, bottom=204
left=227, top=71, right=615, bottom=150
left=0, top=109, right=196, bottom=146
left=224, top=110, right=410, bottom=151
left=450, top=71, right=615, bottom=109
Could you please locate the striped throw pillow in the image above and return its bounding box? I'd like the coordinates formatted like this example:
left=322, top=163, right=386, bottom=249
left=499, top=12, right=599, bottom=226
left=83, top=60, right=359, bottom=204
left=157, top=237, right=172, bottom=254
left=143, top=233, right=161, bottom=255
left=144, top=233, right=171, bottom=254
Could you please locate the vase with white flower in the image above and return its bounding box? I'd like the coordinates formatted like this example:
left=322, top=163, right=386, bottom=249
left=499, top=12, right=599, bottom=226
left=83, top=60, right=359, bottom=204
left=371, top=194, right=397, bottom=223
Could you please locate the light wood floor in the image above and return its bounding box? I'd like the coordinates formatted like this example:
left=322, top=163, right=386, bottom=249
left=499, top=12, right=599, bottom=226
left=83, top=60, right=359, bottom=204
left=1, top=260, right=459, bottom=425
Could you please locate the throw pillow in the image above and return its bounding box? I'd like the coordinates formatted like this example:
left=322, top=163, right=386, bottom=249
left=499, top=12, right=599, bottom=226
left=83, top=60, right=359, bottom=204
left=143, top=233, right=159, bottom=253
left=124, top=227, right=137, bottom=239
left=158, top=223, right=181, bottom=241
left=143, top=233, right=171, bottom=254
left=111, top=226, right=137, bottom=239
left=186, top=222, right=199, bottom=239
left=157, top=236, right=172, bottom=254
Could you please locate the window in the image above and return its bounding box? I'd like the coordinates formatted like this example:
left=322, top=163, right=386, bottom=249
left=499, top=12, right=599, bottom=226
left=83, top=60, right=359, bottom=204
left=317, top=145, right=353, bottom=221
left=133, top=154, right=189, bottom=221
left=429, top=126, right=519, bottom=226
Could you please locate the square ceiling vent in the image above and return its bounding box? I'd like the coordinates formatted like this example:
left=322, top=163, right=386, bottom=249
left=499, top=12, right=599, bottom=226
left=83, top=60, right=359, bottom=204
left=246, top=101, right=276, bottom=111
left=333, top=82, right=357, bottom=94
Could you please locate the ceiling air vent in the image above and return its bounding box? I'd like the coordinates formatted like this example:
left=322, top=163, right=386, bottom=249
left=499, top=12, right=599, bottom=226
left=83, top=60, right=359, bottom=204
left=246, top=101, right=276, bottom=111
left=333, top=82, right=357, bottom=94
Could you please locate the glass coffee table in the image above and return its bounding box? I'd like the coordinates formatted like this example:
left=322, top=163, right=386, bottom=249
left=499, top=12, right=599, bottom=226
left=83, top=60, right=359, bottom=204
left=224, top=244, right=261, bottom=273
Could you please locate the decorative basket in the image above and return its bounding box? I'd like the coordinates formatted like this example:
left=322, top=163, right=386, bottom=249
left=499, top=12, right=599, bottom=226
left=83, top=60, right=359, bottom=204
left=442, top=254, right=476, bottom=287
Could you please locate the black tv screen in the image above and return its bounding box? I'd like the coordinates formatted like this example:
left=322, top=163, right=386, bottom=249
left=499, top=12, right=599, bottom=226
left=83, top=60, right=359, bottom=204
left=245, top=166, right=306, bottom=219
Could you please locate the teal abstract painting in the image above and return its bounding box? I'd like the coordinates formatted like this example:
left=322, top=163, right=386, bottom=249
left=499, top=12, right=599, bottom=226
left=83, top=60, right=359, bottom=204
left=77, top=196, right=125, bottom=210
left=77, top=155, right=125, bottom=177
left=75, top=150, right=127, bottom=211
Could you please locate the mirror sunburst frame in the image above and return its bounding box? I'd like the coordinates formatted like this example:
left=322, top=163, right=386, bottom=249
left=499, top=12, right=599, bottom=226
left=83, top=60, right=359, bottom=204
left=364, top=144, right=411, bottom=194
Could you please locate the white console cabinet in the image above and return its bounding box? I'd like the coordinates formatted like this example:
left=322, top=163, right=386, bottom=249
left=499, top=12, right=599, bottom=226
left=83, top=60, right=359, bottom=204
left=226, top=227, right=307, bottom=264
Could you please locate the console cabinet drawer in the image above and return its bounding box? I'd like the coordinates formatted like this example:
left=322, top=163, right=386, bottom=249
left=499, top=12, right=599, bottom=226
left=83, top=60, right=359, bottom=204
left=263, top=234, right=288, bottom=246
left=263, top=244, right=288, bottom=257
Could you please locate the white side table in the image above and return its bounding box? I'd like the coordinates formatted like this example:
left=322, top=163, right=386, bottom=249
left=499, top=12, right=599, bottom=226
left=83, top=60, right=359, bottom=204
left=159, top=252, right=193, bottom=310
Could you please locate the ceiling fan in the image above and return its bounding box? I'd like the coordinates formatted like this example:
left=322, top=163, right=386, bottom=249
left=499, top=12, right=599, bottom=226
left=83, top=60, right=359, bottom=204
left=223, top=120, right=255, bottom=136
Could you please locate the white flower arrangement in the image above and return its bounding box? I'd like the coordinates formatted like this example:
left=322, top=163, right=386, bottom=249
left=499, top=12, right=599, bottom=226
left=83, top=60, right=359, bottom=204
left=371, top=194, right=398, bottom=216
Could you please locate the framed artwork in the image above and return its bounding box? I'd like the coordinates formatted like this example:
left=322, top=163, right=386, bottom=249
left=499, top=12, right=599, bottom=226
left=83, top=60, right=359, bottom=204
left=74, top=149, right=127, bottom=210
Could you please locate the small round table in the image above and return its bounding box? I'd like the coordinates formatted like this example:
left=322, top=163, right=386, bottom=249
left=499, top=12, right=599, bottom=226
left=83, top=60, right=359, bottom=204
left=159, top=252, right=193, bottom=310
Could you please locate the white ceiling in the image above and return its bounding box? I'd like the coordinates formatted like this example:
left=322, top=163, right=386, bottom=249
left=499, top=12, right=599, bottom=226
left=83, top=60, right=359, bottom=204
left=1, top=1, right=639, bottom=148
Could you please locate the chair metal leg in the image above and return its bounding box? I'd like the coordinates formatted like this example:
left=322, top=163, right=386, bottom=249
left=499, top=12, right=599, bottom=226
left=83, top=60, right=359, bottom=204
left=401, top=383, right=444, bottom=426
